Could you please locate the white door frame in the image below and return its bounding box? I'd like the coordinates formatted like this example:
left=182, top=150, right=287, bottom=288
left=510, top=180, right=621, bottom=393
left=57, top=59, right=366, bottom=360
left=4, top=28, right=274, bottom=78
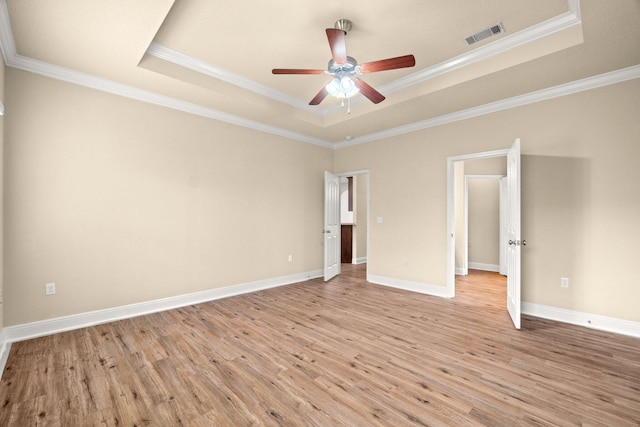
left=330, top=169, right=371, bottom=281
left=446, top=149, right=509, bottom=297
left=463, top=174, right=506, bottom=275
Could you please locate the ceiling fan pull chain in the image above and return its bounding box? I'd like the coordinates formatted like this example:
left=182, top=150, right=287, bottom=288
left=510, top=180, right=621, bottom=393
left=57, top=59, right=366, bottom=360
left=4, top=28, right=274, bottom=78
left=347, top=97, right=351, bottom=114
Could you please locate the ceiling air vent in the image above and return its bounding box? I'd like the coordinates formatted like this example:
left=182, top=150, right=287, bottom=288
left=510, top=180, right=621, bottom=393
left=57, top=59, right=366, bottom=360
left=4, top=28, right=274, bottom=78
left=464, top=23, right=504, bottom=46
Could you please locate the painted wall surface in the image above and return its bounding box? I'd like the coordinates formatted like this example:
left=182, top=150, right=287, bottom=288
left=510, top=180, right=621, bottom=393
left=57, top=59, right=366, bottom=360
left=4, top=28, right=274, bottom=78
left=0, top=58, right=4, bottom=331
left=354, top=174, right=368, bottom=261
left=468, top=179, right=500, bottom=266
left=465, top=156, right=506, bottom=268
left=4, top=69, right=332, bottom=326
left=454, top=162, right=464, bottom=271
left=335, top=79, right=640, bottom=322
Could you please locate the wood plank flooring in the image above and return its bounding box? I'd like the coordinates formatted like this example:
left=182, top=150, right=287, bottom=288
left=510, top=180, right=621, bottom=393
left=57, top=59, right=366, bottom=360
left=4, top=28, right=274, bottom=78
left=1, top=265, right=639, bottom=426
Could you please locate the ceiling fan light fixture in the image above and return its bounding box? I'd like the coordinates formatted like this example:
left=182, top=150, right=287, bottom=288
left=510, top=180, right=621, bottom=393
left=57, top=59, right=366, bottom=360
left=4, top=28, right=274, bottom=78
left=326, top=75, right=359, bottom=99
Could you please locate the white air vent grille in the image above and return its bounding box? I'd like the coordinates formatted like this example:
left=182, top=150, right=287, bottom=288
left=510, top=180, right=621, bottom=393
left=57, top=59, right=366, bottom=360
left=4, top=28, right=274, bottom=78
left=465, top=23, right=504, bottom=46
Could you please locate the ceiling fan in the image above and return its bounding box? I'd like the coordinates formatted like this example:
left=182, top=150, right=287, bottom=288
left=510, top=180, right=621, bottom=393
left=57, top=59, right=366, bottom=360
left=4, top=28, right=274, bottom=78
left=272, top=19, right=416, bottom=107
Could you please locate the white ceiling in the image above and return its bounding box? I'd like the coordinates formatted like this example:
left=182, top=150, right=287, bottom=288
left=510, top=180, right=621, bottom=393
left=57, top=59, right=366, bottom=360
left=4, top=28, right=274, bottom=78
left=2, top=0, right=639, bottom=147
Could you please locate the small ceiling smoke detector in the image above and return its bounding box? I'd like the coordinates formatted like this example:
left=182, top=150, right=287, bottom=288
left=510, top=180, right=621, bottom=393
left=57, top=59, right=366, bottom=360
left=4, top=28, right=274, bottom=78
left=464, top=23, right=504, bottom=46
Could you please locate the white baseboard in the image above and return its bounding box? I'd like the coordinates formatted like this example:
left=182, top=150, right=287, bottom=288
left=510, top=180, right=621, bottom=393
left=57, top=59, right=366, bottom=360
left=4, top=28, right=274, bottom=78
left=367, top=274, right=453, bottom=298
left=0, top=329, right=10, bottom=379
left=522, top=302, right=640, bottom=339
left=3, top=269, right=323, bottom=346
left=352, top=257, right=367, bottom=265
left=468, top=262, right=500, bottom=272
left=455, top=267, right=465, bottom=275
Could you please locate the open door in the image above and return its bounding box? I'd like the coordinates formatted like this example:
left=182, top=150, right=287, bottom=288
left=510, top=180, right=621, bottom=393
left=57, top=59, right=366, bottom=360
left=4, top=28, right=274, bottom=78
left=324, top=171, right=341, bottom=281
left=506, top=138, right=522, bottom=329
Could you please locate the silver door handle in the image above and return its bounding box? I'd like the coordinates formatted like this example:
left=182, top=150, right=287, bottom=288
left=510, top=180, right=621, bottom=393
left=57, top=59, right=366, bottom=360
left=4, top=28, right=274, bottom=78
left=323, top=230, right=331, bottom=234
left=509, top=239, right=526, bottom=246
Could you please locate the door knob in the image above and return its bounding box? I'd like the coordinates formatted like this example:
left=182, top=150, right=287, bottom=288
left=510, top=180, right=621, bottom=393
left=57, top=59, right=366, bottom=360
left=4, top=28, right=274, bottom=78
left=509, top=239, right=526, bottom=246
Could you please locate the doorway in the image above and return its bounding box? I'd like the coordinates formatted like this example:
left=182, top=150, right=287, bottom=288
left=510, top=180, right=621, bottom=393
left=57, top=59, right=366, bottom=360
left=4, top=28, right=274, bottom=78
left=463, top=174, right=506, bottom=276
left=447, top=139, right=522, bottom=329
left=446, top=148, right=509, bottom=297
left=325, top=170, right=370, bottom=281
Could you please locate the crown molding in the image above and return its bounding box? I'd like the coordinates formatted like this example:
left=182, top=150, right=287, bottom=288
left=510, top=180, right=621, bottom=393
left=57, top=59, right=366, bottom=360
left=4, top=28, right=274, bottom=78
left=146, top=42, right=324, bottom=116
left=0, top=1, right=332, bottom=148
left=325, top=1, right=582, bottom=116
left=0, top=0, right=637, bottom=151
left=146, top=1, right=582, bottom=118
left=0, top=0, right=15, bottom=64
left=334, top=64, right=640, bottom=149
left=8, top=54, right=333, bottom=148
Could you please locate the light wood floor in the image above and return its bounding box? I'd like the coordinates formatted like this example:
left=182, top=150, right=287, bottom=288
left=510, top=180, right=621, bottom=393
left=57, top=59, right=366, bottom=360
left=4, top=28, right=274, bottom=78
left=1, top=265, right=639, bottom=426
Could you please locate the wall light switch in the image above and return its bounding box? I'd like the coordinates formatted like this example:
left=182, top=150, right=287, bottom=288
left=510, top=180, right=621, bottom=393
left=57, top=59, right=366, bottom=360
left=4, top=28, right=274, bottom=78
left=376, top=217, right=383, bottom=224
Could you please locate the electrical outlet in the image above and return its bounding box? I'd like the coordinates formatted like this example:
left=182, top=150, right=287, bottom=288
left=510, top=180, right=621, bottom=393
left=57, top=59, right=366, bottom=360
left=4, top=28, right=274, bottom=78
left=560, top=277, right=569, bottom=288
left=402, top=258, right=408, bottom=267
left=288, top=254, right=293, bottom=262
left=45, top=282, right=56, bottom=295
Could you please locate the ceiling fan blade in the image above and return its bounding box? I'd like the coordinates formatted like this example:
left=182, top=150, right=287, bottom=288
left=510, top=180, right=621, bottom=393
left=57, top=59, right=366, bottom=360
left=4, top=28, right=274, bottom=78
left=326, top=28, right=347, bottom=64
left=353, top=78, right=385, bottom=104
left=309, top=86, right=330, bottom=105
left=359, top=54, right=416, bottom=73
left=272, top=68, right=325, bottom=75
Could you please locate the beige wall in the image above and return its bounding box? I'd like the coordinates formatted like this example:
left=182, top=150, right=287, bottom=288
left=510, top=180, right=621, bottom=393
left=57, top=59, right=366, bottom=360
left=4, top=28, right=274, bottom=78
left=465, top=156, right=506, bottom=268
left=0, top=58, right=4, bottom=331
left=468, top=179, right=500, bottom=266
left=354, top=174, right=368, bottom=261
left=3, top=67, right=640, bottom=327
left=454, top=162, right=465, bottom=270
left=4, top=69, right=332, bottom=325
left=335, top=78, right=640, bottom=322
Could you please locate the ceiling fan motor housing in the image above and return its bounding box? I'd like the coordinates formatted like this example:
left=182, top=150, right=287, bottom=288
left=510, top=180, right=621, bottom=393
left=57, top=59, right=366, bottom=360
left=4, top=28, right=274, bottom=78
left=328, top=56, right=358, bottom=74
left=334, top=19, right=352, bottom=34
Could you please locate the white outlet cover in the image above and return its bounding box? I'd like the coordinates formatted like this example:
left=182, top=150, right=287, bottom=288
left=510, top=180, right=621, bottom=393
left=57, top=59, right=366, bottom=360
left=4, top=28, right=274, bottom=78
left=45, top=282, right=56, bottom=295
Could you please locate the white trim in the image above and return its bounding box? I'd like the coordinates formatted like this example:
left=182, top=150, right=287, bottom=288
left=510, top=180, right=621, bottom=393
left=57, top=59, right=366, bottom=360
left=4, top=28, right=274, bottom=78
left=368, top=274, right=453, bottom=299
left=3, top=269, right=322, bottom=345
left=0, top=0, right=16, bottom=64
left=468, top=262, right=500, bottom=272
left=151, top=0, right=581, bottom=120
left=522, top=302, right=640, bottom=339
left=0, top=329, right=10, bottom=379
left=326, top=0, right=582, bottom=116
left=455, top=267, right=465, bottom=276
left=146, top=43, right=323, bottom=116
left=0, top=99, right=4, bottom=115
left=334, top=65, right=640, bottom=148
left=0, top=0, right=638, bottom=149
left=352, top=257, right=367, bottom=265
left=7, top=54, right=334, bottom=149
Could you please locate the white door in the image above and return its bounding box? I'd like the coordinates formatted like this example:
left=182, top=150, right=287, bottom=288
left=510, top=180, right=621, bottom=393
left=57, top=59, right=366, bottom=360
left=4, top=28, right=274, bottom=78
left=324, top=171, right=341, bottom=281
left=499, top=177, right=507, bottom=276
left=506, top=138, right=522, bottom=329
